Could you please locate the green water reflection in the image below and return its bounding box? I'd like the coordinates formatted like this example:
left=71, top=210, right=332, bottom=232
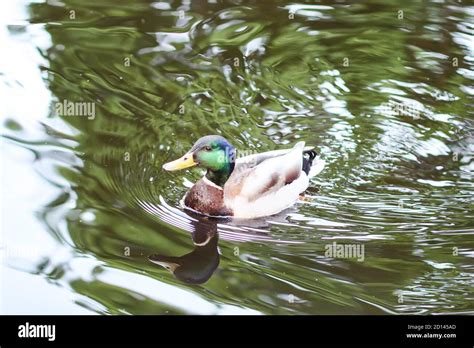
left=2, top=0, right=473, bottom=314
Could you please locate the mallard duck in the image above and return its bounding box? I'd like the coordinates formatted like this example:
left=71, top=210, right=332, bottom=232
left=163, top=135, right=325, bottom=219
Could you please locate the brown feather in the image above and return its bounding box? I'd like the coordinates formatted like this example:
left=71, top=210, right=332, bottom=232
left=184, top=178, right=233, bottom=216
left=285, top=167, right=300, bottom=184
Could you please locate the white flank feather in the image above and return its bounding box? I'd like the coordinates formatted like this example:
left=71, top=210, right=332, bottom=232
left=227, top=142, right=311, bottom=218
left=308, top=158, right=326, bottom=178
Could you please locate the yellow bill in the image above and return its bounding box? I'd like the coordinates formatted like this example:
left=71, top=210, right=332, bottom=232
left=162, top=153, right=197, bottom=171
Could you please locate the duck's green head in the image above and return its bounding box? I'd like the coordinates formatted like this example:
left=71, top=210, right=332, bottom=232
left=163, top=135, right=235, bottom=186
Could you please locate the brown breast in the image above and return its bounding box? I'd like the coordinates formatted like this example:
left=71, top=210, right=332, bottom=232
left=184, top=178, right=233, bottom=217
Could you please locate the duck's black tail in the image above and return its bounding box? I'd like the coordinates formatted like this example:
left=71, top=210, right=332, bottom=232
left=302, top=149, right=317, bottom=175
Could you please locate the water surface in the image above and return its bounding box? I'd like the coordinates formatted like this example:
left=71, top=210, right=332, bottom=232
left=1, top=0, right=473, bottom=314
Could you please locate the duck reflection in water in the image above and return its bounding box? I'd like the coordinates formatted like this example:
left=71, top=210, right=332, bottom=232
left=148, top=213, right=220, bottom=285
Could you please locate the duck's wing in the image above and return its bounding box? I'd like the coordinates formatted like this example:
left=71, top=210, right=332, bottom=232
left=225, top=142, right=306, bottom=202
left=235, top=145, right=315, bottom=168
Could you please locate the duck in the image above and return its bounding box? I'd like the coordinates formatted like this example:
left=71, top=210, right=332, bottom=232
left=162, top=135, right=325, bottom=219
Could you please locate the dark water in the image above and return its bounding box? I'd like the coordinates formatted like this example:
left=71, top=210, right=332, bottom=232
left=1, top=0, right=473, bottom=314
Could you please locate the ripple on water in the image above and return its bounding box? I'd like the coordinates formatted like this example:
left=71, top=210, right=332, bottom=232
left=2, top=0, right=474, bottom=314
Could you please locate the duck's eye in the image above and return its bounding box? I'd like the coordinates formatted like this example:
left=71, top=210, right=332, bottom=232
left=204, top=146, right=212, bottom=151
